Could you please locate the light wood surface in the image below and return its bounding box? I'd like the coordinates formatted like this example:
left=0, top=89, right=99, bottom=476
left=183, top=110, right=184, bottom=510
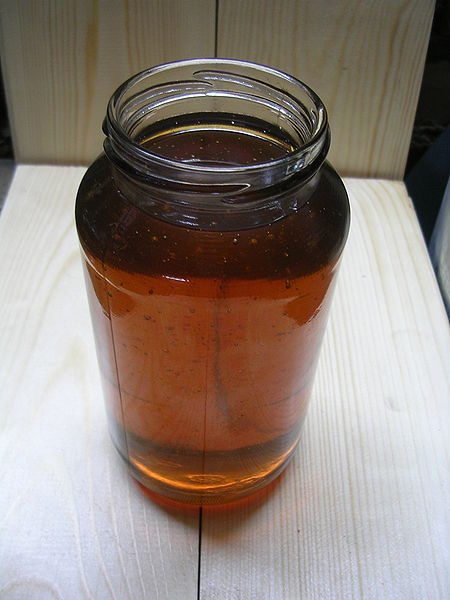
left=0, top=167, right=199, bottom=600
left=0, top=0, right=216, bottom=164
left=217, top=0, right=435, bottom=179
left=200, top=179, right=450, bottom=599
left=0, top=0, right=434, bottom=178
left=0, top=167, right=449, bottom=598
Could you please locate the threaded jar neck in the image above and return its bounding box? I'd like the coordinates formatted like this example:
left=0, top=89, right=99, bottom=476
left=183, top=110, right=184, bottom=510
left=103, top=59, right=330, bottom=229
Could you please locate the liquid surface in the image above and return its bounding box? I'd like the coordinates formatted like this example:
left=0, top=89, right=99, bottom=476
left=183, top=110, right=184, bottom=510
left=139, top=118, right=294, bottom=165
left=76, top=114, right=349, bottom=503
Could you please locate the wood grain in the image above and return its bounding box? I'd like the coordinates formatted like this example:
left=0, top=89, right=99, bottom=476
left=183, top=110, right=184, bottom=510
left=200, top=179, right=450, bottom=599
left=0, top=167, right=199, bottom=599
left=0, top=0, right=216, bottom=164
left=0, top=1, right=433, bottom=177
left=0, top=168, right=449, bottom=598
left=217, top=0, right=435, bottom=179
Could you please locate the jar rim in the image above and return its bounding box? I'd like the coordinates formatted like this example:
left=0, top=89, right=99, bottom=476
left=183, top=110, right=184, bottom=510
left=104, top=58, right=329, bottom=187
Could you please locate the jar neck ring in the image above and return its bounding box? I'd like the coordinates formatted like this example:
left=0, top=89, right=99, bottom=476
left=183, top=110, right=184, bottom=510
left=104, top=59, right=329, bottom=194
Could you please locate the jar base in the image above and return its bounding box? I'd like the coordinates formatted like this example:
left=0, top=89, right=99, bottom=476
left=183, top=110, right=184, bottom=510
left=113, top=438, right=300, bottom=506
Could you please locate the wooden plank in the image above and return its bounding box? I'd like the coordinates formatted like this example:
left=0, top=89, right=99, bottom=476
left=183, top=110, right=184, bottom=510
left=217, top=0, right=435, bottom=179
left=0, top=166, right=199, bottom=599
left=200, top=180, right=450, bottom=598
left=0, top=0, right=216, bottom=164
left=1, top=168, right=448, bottom=597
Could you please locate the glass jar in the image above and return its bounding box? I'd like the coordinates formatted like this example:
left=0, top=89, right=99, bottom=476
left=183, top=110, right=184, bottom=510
left=75, top=59, right=350, bottom=505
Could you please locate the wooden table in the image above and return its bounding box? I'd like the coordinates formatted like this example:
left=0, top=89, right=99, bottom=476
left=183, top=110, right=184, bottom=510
left=1, top=166, right=449, bottom=599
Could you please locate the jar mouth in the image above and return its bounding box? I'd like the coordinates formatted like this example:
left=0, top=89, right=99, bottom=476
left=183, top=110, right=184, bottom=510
left=104, top=59, right=329, bottom=192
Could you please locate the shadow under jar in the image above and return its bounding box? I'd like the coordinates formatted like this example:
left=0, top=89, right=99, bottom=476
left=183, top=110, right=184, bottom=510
left=75, top=59, right=350, bottom=505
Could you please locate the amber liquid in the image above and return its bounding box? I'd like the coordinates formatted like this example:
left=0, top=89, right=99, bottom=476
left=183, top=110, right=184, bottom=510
left=76, top=115, right=348, bottom=504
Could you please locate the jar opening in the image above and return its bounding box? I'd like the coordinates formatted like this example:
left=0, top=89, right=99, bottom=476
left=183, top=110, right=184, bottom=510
left=104, top=59, right=329, bottom=193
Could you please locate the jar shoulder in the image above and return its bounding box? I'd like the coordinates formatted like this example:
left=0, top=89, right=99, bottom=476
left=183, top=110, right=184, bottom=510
left=76, top=155, right=349, bottom=279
